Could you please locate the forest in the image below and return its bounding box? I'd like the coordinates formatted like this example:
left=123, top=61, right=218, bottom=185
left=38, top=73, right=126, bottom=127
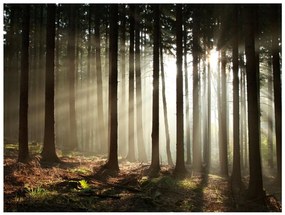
left=3, top=3, right=282, bottom=212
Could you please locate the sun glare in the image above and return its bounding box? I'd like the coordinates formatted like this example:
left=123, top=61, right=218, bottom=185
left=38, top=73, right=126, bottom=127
left=209, top=47, right=219, bottom=70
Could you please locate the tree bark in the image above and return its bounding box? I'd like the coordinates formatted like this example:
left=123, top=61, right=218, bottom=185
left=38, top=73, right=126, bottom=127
left=244, top=5, right=264, bottom=200
left=127, top=5, right=136, bottom=162
left=42, top=4, right=60, bottom=162
left=105, top=4, right=119, bottom=172
left=231, top=6, right=241, bottom=188
left=148, top=5, right=160, bottom=175
left=18, top=5, right=30, bottom=163
left=174, top=4, right=186, bottom=177
left=67, top=5, right=78, bottom=150
left=135, top=5, right=148, bottom=162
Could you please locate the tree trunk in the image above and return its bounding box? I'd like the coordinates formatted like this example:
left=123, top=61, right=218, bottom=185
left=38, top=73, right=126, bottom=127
left=95, top=5, right=107, bottom=154
left=271, top=5, right=281, bottom=183
left=135, top=5, right=148, bottom=162
left=119, top=5, right=127, bottom=157
left=18, top=5, right=30, bottom=163
left=42, top=4, right=60, bottom=163
left=160, top=41, right=174, bottom=167
left=184, top=18, right=191, bottom=166
left=127, top=5, right=136, bottom=162
left=67, top=5, right=78, bottom=150
left=148, top=4, right=160, bottom=175
left=105, top=4, right=119, bottom=172
left=244, top=5, right=264, bottom=200
left=267, top=59, right=274, bottom=169
left=192, top=6, right=202, bottom=173
left=219, top=49, right=228, bottom=177
left=174, top=4, right=186, bottom=177
left=231, top=6, right=241, bottom=188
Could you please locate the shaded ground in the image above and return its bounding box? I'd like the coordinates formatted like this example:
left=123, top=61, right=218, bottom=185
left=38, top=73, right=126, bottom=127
left=4, top=143, right=281, bottom=212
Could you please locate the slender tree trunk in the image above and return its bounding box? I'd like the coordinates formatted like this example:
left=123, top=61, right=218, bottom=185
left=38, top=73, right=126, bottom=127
left=244, top=5, right=264, bottom=200
left=42, top=4, right=60, bottom=162
left=206, top=54, right=211, bottom=172
left=174, top=4, right=186, bottom=177
left=271, top=5, right=281, bottom=183
left=18, top=5, right=30, bottom=163
left=267, top=59, right=274, bottom=169
left=119, top=5, right=127, bottom=157
left=231, top=6, right=241, bottom=188
left=184, top=20, right=191, bottom=166
left=160, top=42, right=174, bottom=166
left=67, top=5, right=78, bottom=150
left=220, top=49, right=228, bottom=177
left=95, top=5, right=107, bottom=154
left=135, top=5, right=148, bottom=162
left=148, top=4, right=160, bottom=175
left=127, top=5, right=136, bottom=161
left=192, top=7, right=202, bottom=173
left=105, top=4, right=119, bottom=172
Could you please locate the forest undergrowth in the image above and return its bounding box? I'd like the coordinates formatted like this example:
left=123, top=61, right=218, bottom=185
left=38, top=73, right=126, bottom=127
left=4, top=143, right=281, bottom=212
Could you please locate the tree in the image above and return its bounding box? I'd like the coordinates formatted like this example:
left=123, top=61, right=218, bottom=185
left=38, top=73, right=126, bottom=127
left=231, top=6, right=241, bottom=188
left=95, top=5, right=107, bottom=154
left=271, top=4, right=281, bottom=183
left=67, top=5, right=78, bottom=150
left=192, top=6, right=202, bottom=173
left=183, top=9, right=191, bottom=166
left=174, top=4, right=186, bottom=177
left=160, top=40, right=174, bottom=167
left=148, top=4, right=160, bottom=175
left=219, top=49, right=229, bottom=177
left=127, top=4, right=136, bottom=162
left=104, top=4, right=119, bottom=172
left=244, top=5, right=264, bottom=200
left=41, top=4, right=60, bottom=163
left=18, top=5, right=30, bottom=163
left=135, top=5, right=148, bottom=162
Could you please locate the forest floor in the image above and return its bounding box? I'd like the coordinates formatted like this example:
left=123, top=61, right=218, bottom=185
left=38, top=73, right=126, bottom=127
left=4, top=143, right=282, bottom=212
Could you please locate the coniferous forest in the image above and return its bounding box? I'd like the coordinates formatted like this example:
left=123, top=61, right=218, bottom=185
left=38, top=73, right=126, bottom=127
left=4, top=4, right=282, bottom=212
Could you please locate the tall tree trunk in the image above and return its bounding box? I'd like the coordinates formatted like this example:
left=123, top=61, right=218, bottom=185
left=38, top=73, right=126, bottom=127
left=244, top=5, right=264, bottom=200
left=18, top=5, right=30, bottom=163
left=184, top=19, right=191, bottom=166
left=119, top=5, right=127, bottom=157
left=67, top=5, right=78, bottom=150
left=271, top=5, right=281, bottom=183
left=105, top=4, right=119, bottom=172
left=174, top=4, right=186, bottom=177
left=206, top=53, right=211, bottom=172
left=160, top=41, right=174, bottom=166
left=42, top=4, right=60, bottom=162
left=127, top=5, right=136, bottom=161
left=231, top=6, right=241, bottom=188
left=135, top=5, right=147, bottom=162
left=95, top=5, right=107, bottom=154
left=220, top=49, right=228, bottom=177
left=148, top=4, right=160, bottom=175
left=192, top=6, right=202, bottom=173
left=267, top=59, right=274, bottom=169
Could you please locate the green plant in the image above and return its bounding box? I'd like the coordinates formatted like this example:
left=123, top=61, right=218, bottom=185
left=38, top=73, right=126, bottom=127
left=79, top=180, right=90, bottom=190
